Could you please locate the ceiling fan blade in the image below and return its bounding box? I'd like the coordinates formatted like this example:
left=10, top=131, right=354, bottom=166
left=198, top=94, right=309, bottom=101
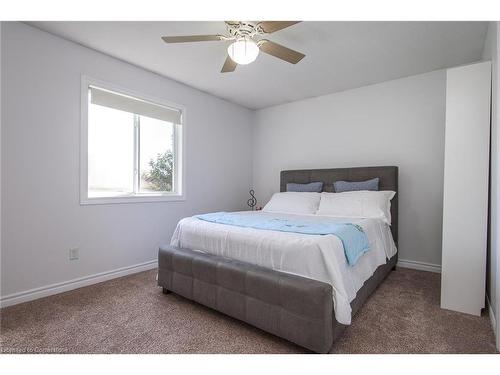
left=161, top=35, right=224, bottom=43
left=221, top=55, right=237, bottom=73
left=258, top=40, right=305, bottom=64
left=257, top=21, right=301, bottom=34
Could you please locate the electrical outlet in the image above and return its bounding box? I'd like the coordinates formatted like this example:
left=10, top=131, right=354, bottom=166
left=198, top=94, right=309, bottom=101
left=69, top=248, right=79, bottom=261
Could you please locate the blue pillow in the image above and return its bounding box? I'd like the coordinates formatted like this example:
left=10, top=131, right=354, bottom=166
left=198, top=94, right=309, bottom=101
left=334, top=177, right=379, bottom=193
left=286, top=182, right=323, bottom=193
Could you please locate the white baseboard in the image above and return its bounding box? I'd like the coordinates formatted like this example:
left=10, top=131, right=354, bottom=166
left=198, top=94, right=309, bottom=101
left=0, top=259, right=157, bottom=308
left=486, top=294, right=497, bottom=338
left=0, top=258, right=443, bottom=307
left=397, top=258, right=441, bottom=273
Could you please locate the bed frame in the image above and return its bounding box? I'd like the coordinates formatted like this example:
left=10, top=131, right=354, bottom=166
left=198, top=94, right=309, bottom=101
left=158, top=166, right=398, bottom=353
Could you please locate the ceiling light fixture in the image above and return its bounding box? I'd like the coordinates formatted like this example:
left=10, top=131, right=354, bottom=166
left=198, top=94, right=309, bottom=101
left=161, top=21, right=305, bottom=73
left=227, top=37, right=259, bottom=65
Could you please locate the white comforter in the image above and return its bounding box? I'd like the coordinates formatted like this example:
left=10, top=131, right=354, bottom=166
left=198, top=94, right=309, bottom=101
left=170, top=211, right=397, bottom=325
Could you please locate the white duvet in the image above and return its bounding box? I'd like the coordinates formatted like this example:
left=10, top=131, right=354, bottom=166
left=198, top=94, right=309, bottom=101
left=170, top=211, right=397, bottom=325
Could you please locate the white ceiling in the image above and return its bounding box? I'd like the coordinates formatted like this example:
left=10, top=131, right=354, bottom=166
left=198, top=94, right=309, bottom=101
left=29, top=21, right=488, bottom=109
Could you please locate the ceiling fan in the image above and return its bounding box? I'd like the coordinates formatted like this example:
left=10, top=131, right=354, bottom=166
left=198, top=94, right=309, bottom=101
left=161, top=21, right=305, bottom=73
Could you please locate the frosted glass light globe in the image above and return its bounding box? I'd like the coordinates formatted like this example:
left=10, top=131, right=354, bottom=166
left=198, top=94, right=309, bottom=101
left=227, top=38, right=259, bottom=65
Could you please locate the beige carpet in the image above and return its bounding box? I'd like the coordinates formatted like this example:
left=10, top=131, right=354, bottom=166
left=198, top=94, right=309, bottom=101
left=0, top=267, right=497, bottom=354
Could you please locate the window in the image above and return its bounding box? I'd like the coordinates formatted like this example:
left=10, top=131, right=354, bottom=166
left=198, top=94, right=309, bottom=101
left=81, top=78, right=184, bottom=204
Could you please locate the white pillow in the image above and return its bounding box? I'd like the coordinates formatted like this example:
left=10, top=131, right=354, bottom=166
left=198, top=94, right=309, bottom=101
left=263, top=192, right=321, bottom=215
left=317, top=190, right=396, bottom=224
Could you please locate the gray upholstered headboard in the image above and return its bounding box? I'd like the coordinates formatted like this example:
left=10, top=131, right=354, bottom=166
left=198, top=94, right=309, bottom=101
left=280, top=166, right=398, bottom=244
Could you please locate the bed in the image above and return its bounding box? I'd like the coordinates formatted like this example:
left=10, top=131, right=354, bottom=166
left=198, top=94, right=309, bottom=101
left=158, top=166, right=398, bottom=353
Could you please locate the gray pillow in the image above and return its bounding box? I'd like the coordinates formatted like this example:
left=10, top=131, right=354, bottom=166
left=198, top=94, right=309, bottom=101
left=286, top=182, right=323, bottom=193
left=334, top=177, right=379, bottom=193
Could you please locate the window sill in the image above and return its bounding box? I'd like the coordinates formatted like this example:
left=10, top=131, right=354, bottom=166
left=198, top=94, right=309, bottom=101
left=80, top=194, right=185, bottom=205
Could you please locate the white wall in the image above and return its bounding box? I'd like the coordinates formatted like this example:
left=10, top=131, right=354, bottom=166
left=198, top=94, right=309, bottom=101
left=0, top=22, right=253, bottom=301
left=253, top=70, right=446, bottom=267
left=482, top=21, right=500, bottom=349
left=0, top=22, right=3, bottom=300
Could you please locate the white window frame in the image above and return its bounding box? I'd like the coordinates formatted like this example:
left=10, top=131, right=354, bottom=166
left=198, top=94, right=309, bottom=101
left=80, top=75, right=186, bottom=205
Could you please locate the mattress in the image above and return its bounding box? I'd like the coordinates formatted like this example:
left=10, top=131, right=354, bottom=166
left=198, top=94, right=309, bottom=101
left=170, top=211, right=397, bottom=325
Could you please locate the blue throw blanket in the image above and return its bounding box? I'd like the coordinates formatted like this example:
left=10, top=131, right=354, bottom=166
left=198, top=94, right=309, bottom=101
left=195, top=212, right=370, bottom=266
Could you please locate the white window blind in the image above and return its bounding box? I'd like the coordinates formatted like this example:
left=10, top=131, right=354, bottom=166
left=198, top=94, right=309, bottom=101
left=89, top=86, right=182, bottom=124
